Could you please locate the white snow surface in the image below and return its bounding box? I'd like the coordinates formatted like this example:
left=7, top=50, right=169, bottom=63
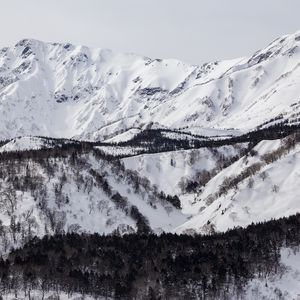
left=95, top=145, right=147, bottom=157
left=175, top=138, right=300, bottom=234
left=1, top=31, right=300, bottom=140
left=104, top=128, right=141, bottom=143
left=122, top=144, right=245, bottom=195
left=0, top=136, right=52, bottom=152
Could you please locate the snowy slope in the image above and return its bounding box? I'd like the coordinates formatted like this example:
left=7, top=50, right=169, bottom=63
left=122, top=144, right=246, bottom=196
left=0, top=136, right=55, bottom=152
left=0, top=150, right=187, bottom=253
left=176, top=135, right=300, bottom=234
left=1, top=31, right=300, bottom=141
left=2, top=134, right=299, bottom=238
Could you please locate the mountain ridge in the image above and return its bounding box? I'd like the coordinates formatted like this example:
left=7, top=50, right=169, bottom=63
left=1, top=31, right=300, bottom=141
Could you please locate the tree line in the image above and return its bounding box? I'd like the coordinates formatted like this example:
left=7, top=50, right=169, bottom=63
left=0, top=213, right=299, bottom=299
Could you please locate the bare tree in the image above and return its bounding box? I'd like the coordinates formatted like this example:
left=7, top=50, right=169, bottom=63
left=272, top=185, right=279, bottom=193
left=259, top=171, right=268, bottom=181
left=247, top=178, right=254, bottom=189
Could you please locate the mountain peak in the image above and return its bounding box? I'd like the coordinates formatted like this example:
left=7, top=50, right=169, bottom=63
left=14, top=38, right=50, bottom=50
left=246, top=30, right=300, bottom=66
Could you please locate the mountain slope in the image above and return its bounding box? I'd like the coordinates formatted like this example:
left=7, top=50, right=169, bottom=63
left=0, top=147, right=186, bottom=252
left=176, top=132, right=300, bottom=234
left=0, top=128, right=299, bottom=238
left=1, top=31, right=300, bottom=141
left=122, top=144, right=247, bottom=196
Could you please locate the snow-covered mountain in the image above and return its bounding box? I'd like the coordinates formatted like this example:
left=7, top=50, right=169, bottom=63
left=0, top=31, right=300, bottom=246
left=1, top=31, right=300, bottom=141
left=0, top=131, right=299, bottom=238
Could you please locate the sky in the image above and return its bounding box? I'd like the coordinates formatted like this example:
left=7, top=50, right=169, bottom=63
left=0, top=0, right=299, bottom=65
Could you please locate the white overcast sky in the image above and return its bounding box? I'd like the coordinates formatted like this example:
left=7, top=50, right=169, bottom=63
left=0, top=0, right=299, bottom=64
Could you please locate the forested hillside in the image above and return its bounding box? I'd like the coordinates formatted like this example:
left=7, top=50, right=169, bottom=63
left=0, top=214, right=299, bottom=299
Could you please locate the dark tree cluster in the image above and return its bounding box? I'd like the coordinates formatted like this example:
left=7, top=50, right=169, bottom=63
left=179, top=149, right=248, bottom=194
left=1, top=122, right=299, bottom=162
left=0, top=214, right=299, bottom=299
left=100, top=123, right=300, bottom=157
